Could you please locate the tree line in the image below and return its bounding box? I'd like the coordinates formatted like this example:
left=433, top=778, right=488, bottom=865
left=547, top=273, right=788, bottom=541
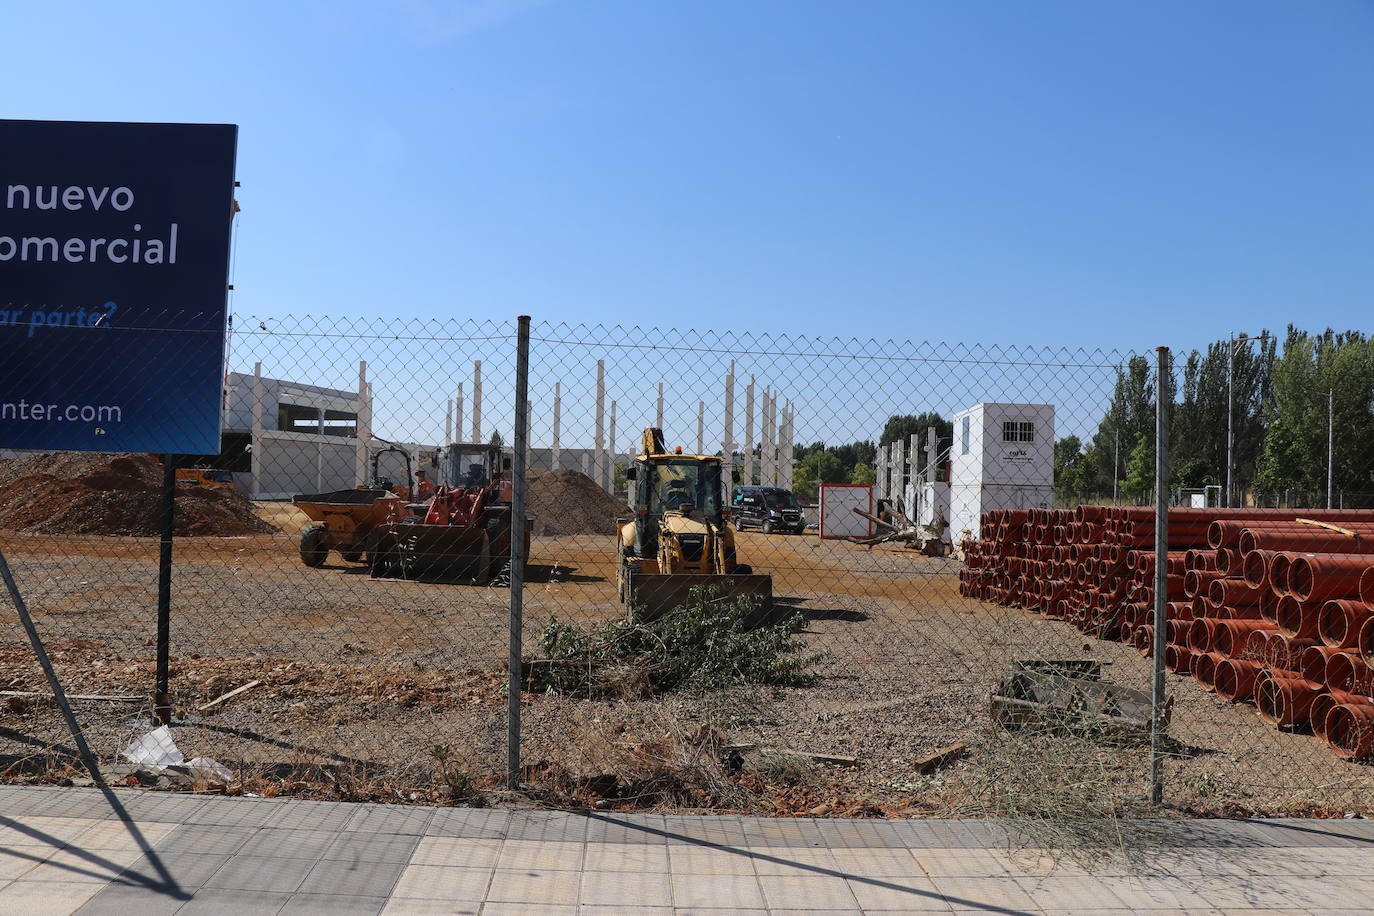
left=1055, top=327, right=1374, bottom=503
left=783, top=327, right=1372, bottom=507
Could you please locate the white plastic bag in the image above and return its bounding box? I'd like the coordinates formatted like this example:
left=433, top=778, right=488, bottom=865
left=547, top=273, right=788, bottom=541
left=120, top=725, right=184, bottom=769
left=186, top=757, right=234, bottom=785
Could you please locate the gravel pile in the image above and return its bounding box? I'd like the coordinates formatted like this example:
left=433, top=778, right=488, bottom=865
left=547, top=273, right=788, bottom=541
left=0, top=452, right=275, bottom=537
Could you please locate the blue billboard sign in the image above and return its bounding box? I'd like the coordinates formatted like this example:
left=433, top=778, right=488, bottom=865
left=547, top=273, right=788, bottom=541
left=0, top=120, right=237, bottom=455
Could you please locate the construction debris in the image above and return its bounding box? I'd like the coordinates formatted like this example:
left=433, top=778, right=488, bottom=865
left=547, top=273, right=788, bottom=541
left=196, top=679, right=263, bottom=712
left=990, top=659, right=1155, bottom=744
left=849, top=505, right=951, bottom=556
left=913, top=742, right=969, bottom=774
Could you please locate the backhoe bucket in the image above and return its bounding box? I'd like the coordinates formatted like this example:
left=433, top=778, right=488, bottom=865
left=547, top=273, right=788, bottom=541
left=622, top=570, right=776, bottom=627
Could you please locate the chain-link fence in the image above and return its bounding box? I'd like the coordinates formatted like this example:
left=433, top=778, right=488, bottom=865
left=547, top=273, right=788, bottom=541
left=3, top=315, right=1374, bottom=818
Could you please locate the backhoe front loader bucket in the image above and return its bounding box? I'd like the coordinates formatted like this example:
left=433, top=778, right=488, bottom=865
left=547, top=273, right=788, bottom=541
left=622, top=570, right=776, bottom=627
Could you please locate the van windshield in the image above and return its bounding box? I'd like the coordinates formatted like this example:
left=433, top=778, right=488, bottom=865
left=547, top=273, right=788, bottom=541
left=764, top=491, right=798, bottom=508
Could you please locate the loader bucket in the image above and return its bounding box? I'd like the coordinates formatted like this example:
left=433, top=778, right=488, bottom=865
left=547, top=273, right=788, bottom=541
left=623, top=571, right=776, bottom=627
left=371, top=523, right=493, bottom=583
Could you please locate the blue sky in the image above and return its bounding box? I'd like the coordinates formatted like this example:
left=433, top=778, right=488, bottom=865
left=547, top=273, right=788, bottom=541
left=5, top=0, right=1371, bottom=357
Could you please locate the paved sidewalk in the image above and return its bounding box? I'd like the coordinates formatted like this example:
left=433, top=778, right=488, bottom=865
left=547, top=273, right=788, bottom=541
left=0, top=786, right=1371, bottom=914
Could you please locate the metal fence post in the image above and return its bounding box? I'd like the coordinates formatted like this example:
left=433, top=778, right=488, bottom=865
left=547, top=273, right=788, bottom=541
left=154, top=455, right=177, bottom=726
left=1151, top=346, right=1171, bottom=804
left=508, top=316, right=531, bottom=790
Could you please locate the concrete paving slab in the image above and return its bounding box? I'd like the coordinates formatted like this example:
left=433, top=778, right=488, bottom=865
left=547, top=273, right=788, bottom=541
left=843, top=874, right=950, bottom=911
left=0, top=879, right=102, bottom=915
left=74, top=882, right=190, bottom=915
left=237, top=827, right=340, bottom=858
left=323, top=831, right=421, bottom=864
left=116, top=850, right=234, bottom=888
left=748, top=845, right=839, bottom=875
left=486, top=866, right=581, bottom=905
left=668, top=845, right=757, bottom=875
left=278, top=892, right=389, bottom=915
left=178, top=887, right=291, bottom=914
left=378, top=899, right=481, bottom=915
left=580, top=869, right=675, bottom=907
left=299, top=858, right=406, bottom=897
left=758, top=873, right=861, bottom=910
left=390, top=863, right=491, bottom=900
left=202, top=853, right=315, bottom=892
left=670, top=873, right=765, bottom=910
left=584, top=841, right=671, bottom=872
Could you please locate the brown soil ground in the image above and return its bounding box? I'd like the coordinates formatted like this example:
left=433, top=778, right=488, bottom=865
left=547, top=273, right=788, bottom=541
left=0, top=453, right=274, bottom=537
left=0, top=524, right=1369, bottom=816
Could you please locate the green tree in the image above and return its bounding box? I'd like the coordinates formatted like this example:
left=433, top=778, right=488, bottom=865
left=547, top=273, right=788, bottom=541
left=1053, top=435, right=1085, bottom=501
left=849, top=463, right=876, bottom=486
left=880, top=413, right=952, bottom=480
left=1121, top=434, right=1154, bottom=504
left=1255, top=328, right=1374, bottom=498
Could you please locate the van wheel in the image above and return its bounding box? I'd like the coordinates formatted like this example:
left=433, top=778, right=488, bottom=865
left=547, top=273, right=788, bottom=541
left=763, top=520, right=774, bottom=534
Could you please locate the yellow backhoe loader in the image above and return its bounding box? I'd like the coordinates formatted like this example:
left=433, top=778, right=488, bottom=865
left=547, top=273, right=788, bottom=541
left=617, top=428, right=774, bottom=623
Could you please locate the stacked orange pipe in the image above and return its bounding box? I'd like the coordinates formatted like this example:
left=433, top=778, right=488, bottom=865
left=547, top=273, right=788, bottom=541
left=960, top=507, right=1374, bottom=760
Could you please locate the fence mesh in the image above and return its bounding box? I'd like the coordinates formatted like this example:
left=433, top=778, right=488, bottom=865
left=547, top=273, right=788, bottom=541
left=2, top=315, right=1373, bottom=818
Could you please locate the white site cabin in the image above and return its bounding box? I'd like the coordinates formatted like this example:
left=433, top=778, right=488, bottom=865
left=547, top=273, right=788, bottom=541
left=948, top=402, right=1054, bottom=545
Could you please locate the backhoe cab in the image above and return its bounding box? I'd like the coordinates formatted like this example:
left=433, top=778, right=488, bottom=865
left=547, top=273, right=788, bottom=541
left=617, top=428, right=773, bottom=623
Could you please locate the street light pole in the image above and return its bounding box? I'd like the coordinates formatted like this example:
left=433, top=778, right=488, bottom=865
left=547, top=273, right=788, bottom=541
left=1328, top=389, right=1334, bottom=510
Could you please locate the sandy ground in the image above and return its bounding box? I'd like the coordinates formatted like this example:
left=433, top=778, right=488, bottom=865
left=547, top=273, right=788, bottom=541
left=1, top=508, right=1370, bottom=815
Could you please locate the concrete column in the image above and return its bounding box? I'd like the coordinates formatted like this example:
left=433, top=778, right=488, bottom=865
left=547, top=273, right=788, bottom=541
left=471, top=360, right=482, bottom=442
left=609, top=400, right=617, bottom=489
left=455, top=383, right=464, bottom=445
left=551, top=381, right=561, bottom=471
left=760, top=389, right=773, bottom=486
left=782, top=402, right=794, bottom=489
left=722, top=361, right=735, bottom=503
left=745, top=376, right=755, bottom=485
left=580, top=453, right=589, bottom=476
left=354, top=361, right=370, bottom=489
left=595, top=360, right=607, bottom=493
left=656, top=382, right=665, bottom=430
left=697, top=401, right=705, bottom=455
left=445, top=400, right=453, bottom=445
left=252, top=362, right=265, bottom=497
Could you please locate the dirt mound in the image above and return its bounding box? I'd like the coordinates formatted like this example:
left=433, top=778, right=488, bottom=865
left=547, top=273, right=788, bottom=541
left=527, top=469, right=629, bottom=536
left=0, top=452, right=275, bottom=537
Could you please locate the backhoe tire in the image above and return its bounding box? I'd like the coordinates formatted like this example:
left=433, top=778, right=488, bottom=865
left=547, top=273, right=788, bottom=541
left=299, top=526, right=329, bottom=568
left=341, top=550, right=363, bottom=564
left=734, top=564, right=753, bottom=575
